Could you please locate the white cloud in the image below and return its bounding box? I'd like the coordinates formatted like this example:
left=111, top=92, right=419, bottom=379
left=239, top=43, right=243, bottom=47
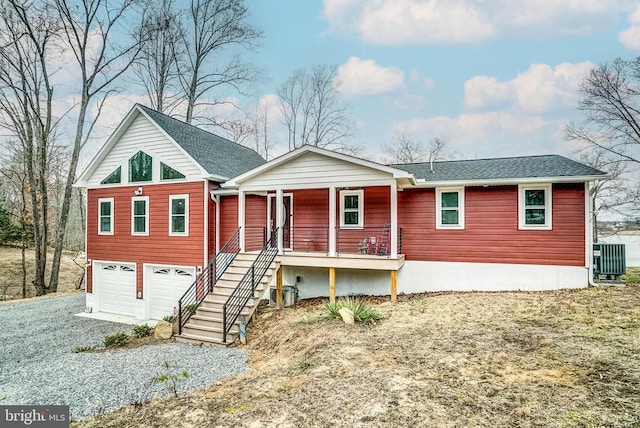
left=464, top=62, right=594, bottom=114
left=323, top=0, right=626, bottom=45
left=619, top=5, right=640, bottom=50
left=336, top=56, right=405, bottom=96
left=395, top=112, right=560, bottom=157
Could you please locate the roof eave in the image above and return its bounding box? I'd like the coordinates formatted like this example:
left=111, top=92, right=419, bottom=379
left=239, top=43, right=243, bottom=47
left=412, top=174, right=610, bottom=188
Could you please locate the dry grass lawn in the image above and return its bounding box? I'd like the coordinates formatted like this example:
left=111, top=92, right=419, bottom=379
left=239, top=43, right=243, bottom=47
left=76, top=278, right=640, bottom=428
left=0, top=245, right=85, bottom=300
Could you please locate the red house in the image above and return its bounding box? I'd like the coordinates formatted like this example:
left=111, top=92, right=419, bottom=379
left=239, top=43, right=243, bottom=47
left=77, top=105, right=607, bottom=344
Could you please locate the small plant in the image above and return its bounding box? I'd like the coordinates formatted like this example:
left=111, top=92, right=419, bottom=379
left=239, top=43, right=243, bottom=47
left=324, top=297, right=383, bottom=324
left=74, top=345, right=97, bottom=353
left=132, top=323, right=153, bottom=338
left=163, top=307, right=179, bottom=323
left=103, top=331, right=129, bottom=348
left=183, top=303, right=198, bottom=314
left=156, top=361, right=189, bottom=397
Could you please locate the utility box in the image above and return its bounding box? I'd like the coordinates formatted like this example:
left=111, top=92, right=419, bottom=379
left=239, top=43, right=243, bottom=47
left=593, top=243, right=626, bottom=281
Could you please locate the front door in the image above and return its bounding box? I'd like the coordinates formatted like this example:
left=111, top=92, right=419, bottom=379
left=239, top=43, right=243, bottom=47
left=268, top=194, right=292, bottom=249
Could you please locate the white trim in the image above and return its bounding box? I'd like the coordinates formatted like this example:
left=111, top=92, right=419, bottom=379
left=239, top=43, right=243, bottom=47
left=267, top=193, right=293, bottom=251
left=518, top=183, right=552, bottom=230
left=131, top=196, right=150, bottom=236
left=413, top=175, right=609, bottom=188
left=159, top=160, right=187, bottom=182
left=236, top=179, right=398, bottom=193
left=339, top=189, right=364, bottom=229
left=204, top=181, right=209, bottom=265
left=169, top=194, right=189, bottom=236
left=390, top=184, right=398, bottom=258
left=75, top=105, right=212, bottom=187
left=222, top=145, right=415, bottom=188
left=238, top=190, right=245, bottom=252
left=98, top=197, right=114, bottom=235
left=435, top=187, right=465, bottom=230
left=328, top=186, right=336, bottom=257
left=90, top=260, right=137, bottom=316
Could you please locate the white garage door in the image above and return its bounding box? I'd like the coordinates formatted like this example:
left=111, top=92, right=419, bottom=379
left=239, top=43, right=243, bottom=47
left=96, top=262, right=136, bottom=316
left=148, top=266, right=196, bottom=320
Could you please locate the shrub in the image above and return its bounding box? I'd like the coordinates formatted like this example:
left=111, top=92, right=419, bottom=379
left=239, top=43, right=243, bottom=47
left=324, top=297, right=383, bottom=324
left=156, top=361, right=189, bottom=397
left=162, top=314, right=177, bottom=323
left=103, top=332, right=129, bottom=347
left=132, top=323, right=153, bottom=338
left=73, top=345, right=97, bottom=353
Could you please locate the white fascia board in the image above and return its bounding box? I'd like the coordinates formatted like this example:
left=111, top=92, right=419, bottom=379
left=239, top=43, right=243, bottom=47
left=223, top=145, right=416, bottom=187
left=76, top=105, right=142, bottom=184
left=202, top=173, right=229, bottom=182
left=412, top=174, right=610, bottom=188
left=235, top=179, right=398, bottom=193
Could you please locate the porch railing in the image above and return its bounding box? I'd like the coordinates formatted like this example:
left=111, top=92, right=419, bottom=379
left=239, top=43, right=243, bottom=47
left=222, top=228, right=279, bottom=343
left=177, top=227, right=241, bottom=335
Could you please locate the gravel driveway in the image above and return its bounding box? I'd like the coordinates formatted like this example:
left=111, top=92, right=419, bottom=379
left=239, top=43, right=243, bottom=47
left=0, top=293, right=248, bottom=419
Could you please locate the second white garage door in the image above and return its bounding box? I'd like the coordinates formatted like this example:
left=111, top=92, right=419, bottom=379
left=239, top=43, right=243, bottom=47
left=148, top=266, right=196, bottom=320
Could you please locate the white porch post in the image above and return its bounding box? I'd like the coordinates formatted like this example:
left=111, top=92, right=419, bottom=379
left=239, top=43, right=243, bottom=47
left=329, top=186, right=336, bottom=256
left=390, top=183, right=398, bottom=258
left=238, top=190, right=245, bottom=252
left=215, top=195, right=220, bottom=253
left=276, top=188, right=284, bottom=253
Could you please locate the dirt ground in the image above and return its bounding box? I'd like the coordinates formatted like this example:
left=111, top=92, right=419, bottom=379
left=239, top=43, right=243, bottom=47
left=0, top=245, right=85, bottom=300
left=75, top=278, right=640, bottom=428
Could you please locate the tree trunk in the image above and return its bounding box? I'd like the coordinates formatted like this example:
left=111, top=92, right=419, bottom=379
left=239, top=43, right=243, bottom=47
left=49, top=99, right=87, bottom=292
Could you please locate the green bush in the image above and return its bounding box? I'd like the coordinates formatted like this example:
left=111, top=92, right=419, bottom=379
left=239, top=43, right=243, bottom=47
left=103, top=332, right=129, bottom=347
left=324, top=297, right=383, bottom=324
left=132, top=323, right=153, bottom=338
left=163, top=314, right=177, bottom=323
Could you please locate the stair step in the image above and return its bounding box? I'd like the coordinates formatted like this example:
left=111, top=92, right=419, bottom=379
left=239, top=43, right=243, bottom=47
left=195, top=305, right=251, bottom=317
left=183, top=323, right=237, bottom=335
left=189, top=314, right=224, bottom=326
left=176, top=333, right=232, bottom=347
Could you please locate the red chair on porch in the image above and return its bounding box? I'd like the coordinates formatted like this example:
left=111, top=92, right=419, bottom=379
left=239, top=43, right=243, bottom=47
left=370, top=222, right=390, bottom=255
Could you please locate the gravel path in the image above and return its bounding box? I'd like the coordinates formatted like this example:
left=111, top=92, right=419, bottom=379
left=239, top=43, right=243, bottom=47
left=0, top=293, right=249, bottom=419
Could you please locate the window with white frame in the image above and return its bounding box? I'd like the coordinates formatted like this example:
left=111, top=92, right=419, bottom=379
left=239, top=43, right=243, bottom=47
left=436, top=187, right=465, bottom=229
left=98, top=198, right=114, bottom=235
left=340, top=189, right=363, bottom=228
left=518, top=184, right=552, bottom=230
left=169, top=195, right=189, bottom=236
left=131, top=196, right=149, bottom=235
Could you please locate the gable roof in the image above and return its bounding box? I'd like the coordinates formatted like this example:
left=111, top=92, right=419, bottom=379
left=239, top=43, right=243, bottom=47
left=136, top=105, right=265, bottom=178
left=76, top=104, right=265, bottom=186
left=392, top=155, right=608, bottom=185
left=222, top=145, right=416, bottom=188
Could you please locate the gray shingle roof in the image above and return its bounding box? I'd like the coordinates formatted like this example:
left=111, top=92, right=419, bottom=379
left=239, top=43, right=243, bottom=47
left=138, top=104, right=265, bottom=179
left=392, top=155, right=607, bottom=182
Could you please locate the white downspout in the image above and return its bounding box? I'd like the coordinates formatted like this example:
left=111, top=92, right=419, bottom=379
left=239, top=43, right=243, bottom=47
left=587, top=181, right=598, bottom=287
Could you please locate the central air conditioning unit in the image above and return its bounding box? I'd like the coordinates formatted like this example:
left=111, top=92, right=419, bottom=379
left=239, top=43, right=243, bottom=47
left=269, top=285, right=296, bottom=307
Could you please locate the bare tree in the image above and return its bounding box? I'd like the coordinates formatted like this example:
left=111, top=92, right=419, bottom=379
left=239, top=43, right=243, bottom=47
left=49, top=0, right=145, bottom=292
left=0, top=0, right=58, bottom=295
left=252, top=99, right=275, bottom=160
left=277, top=64, right=352, bottom=151
left=133, top=0, right=183, bottom=113
left=178, top=0, right=262, bottom=124
left=382, top=131, right=447, bottom=165
left=567, top=58, right=640, bottom=165
left=567, top=57, right=640, bottom=236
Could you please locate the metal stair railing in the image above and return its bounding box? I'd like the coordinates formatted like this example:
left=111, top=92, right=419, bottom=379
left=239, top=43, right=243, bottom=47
left=177, top=227, right=241, bottom=335
left=222, top=228, right=279, bottom=343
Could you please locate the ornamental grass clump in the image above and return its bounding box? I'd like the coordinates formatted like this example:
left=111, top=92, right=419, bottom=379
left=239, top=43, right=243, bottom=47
left=324, top=297, right=383, bottom=324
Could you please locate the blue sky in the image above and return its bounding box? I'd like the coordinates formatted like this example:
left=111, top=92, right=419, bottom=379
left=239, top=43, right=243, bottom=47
left=233, top=0, right=640, bottom=161
left=85, top=0, right=639, bottom=163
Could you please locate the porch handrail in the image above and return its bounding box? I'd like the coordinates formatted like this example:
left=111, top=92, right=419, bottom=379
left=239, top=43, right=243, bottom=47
left=177, top=227, right=241, bottom=335
left=222, top=228, right=279, bottom=343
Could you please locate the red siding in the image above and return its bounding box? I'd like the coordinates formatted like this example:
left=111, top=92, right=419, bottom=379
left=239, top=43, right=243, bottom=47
left=86, top=181, right=206, bottom=295
left=219, top=195, right=238, bottom=245
left=207, top=182, right=218, bottom=260
left=246, top=195, right=267, bottom=250
left=293, top=189, right=329, bottom=251
left=398, top=183, right=586, bottom=266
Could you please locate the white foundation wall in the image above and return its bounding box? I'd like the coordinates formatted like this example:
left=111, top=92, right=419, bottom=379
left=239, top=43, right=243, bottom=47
left=282, top=261, right=589, bottom=299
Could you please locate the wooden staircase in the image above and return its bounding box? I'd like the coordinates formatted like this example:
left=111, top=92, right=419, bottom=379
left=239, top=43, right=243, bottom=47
left=177, top=253, right=280, bottom=346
